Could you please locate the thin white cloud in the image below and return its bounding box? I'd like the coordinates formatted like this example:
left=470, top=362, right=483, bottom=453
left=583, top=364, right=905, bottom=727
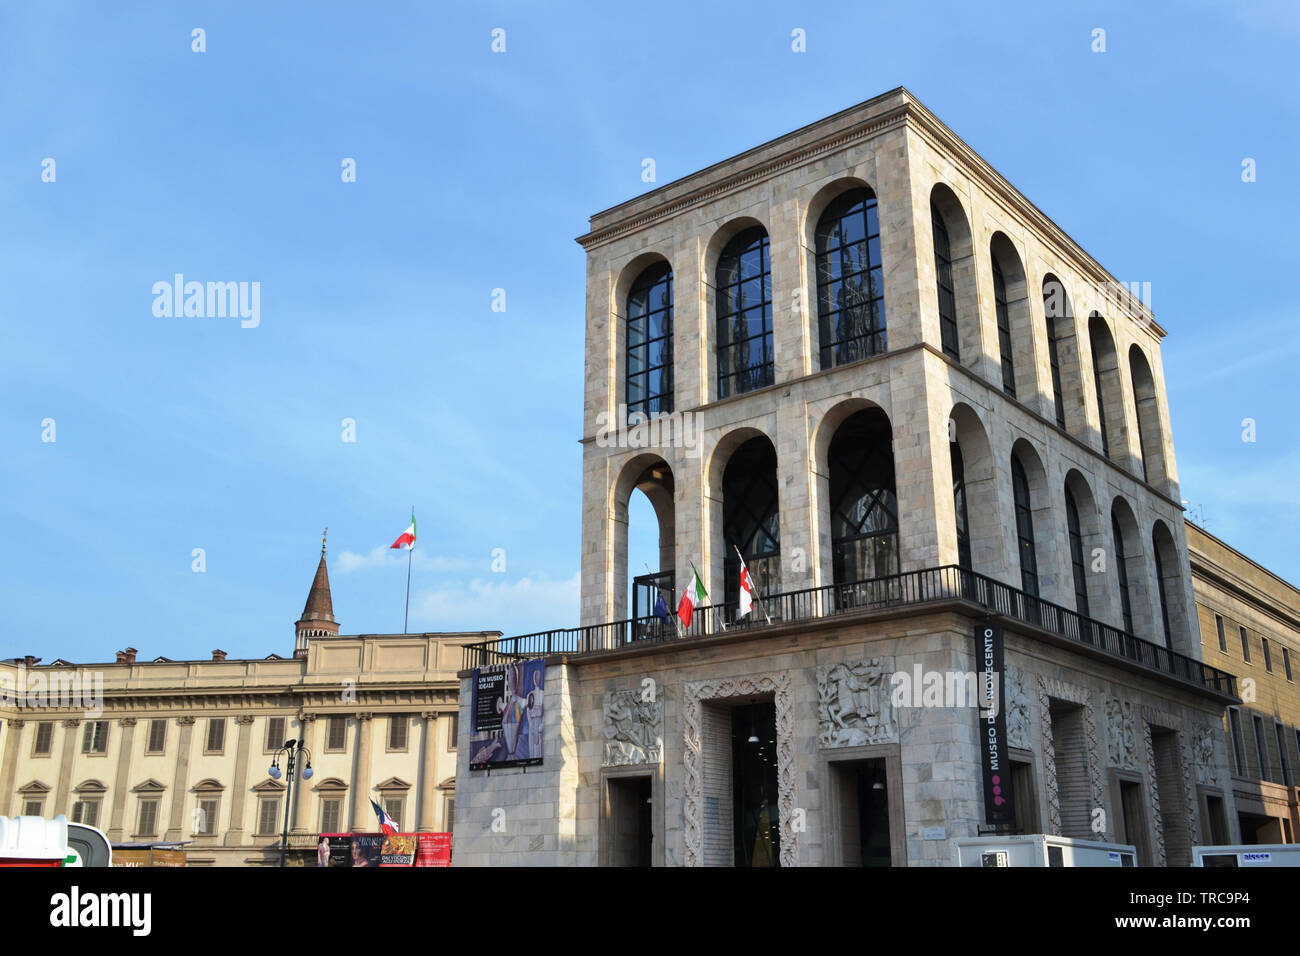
left=409, top=572, right=580, bottom=635
left=335, top=546, right=478, bottom=575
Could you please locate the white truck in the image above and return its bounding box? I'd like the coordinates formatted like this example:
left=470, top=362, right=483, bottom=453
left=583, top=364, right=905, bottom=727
left=1192, top=844, right=1300, bottom=867
left=954, top=834, right=1138, bottom=867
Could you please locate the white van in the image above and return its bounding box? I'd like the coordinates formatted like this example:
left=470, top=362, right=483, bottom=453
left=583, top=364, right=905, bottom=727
left=1193, top=844, right=1300, bottom=867
left=954, top=834, right=1138, bottom=867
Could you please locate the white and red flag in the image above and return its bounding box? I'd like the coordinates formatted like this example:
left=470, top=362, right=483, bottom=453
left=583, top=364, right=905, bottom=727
left=390, top=510, right=417, bottom=550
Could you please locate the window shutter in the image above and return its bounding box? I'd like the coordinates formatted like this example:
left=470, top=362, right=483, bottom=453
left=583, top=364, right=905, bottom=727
left=266, top=717, right=285, bottom=751
left=148, top=720, right=167, bottom=752
left=207, top=719, right=226, bottom=752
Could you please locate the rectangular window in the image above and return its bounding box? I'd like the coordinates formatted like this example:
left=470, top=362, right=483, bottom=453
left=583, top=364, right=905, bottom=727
left=1215, top=614, right=1226, bottom=652
left=321, top=798, right=342, bottom=834
left=146, top=719, right=167, bottom=753
left=265, top=717, right=285, bottom=752
left=137, top=799, right=159, bottom=837
left=1284, top=647, right=1293, bottom=682
left=1204, top=794, right=1228, bottom=845
left=205, top=718, right=226, bottom=754
left=1253, top=715, right=1270, bottom=781
left=33, top=722, right=54, bottom=756
left=72, top=799, right=101, bottom=827
left=257, top=797, right=281, bottom=835
left=448, top=713, right=458, bottom=751
left=1262, top=637, right=1272, bottom=672
left=444, top=797, right=455, bottom=834
left=388, top=716, right=408, bottom=752
left=1240, top=627, right=1252, bottom=663
left=326, top=717, right=347, bottom=752
left=383, top=796, right=405, bottom=829
left=1276, top=724, right=1291, bottom=787
left=1228, top=708, right=1246, bottom=776
left=81, top=721, right=108, bottom=754
left=197, top=798, right=219, bottom=835
left=23, top=799, right=44, bottom=817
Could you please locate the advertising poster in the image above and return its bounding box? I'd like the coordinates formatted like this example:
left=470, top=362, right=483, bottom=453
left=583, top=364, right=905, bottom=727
left=975, top=622, right=1015, bottom=826
left=469, top=658, right=544, bottom=770
left=349, top=834, right=383, bottom=867
left=379, top=834, right=417, bottom=867
left=414, top=832, right=452, bottom=867
left=318, top=834, right=353, bottom=867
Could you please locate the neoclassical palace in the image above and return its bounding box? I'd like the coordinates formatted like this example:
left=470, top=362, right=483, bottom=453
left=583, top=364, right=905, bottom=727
left=452, top=88, right=1250, bottom=866
left=0, top=548, right=488, bottom=865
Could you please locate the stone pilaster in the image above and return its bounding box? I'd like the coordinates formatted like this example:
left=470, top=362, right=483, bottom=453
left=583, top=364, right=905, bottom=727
left=350, top=713, right=373, bottom=830
left=0, top=720, right=25, bottom=817
left=224, top=715, right=255, bottom=846
left=165, top=716, right=195, bottom=841
left=418, top=712, right=438, bottom=832
left=107, top=718, right=136, bottom=842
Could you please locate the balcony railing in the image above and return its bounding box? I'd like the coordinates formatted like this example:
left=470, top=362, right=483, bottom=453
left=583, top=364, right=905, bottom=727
left=462, top=565, right=1237, bottom=698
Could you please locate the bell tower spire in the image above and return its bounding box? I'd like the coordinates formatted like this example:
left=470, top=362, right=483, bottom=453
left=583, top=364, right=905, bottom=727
left=295, top=529, right=339, bottom=658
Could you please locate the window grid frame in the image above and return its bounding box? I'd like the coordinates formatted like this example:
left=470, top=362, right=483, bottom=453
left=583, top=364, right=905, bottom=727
left=816, top=190, right=886, bottom=371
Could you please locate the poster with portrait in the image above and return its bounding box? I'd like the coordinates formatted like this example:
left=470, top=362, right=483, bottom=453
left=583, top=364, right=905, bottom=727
left=469, top=658, right=544, bottom=769
left=379, top=834, right=417, bottom=867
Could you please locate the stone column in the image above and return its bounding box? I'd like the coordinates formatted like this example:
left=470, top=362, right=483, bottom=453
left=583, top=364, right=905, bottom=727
left=350, top=713, right=373, bottom=830
left=418, top=712, right=438, bottom=832
left=0, top=720, right=25, bottom=817
left=107, top=718, right=136, bottom=841
left=54, top=718, right=81, bottom=814
left=224, top=715, right=255, bottom=846
left=292, top=715, right=315, bottom=833
left=164, top=716, right=195, bottom=841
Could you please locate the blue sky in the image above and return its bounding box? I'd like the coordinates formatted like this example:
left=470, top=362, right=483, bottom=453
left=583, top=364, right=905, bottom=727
left=2, top=1, right=1297, bottom=663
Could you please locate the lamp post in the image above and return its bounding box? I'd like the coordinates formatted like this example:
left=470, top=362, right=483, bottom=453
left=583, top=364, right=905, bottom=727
left=268, top=738, right=313, bottom=868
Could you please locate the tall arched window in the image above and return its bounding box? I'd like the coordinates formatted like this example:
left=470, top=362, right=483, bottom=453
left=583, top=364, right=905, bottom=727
left=717, top=228, right=773, bottom=398
left=1112, top=511, right=1134, bottom=633
left=816, top=189, right=886, bottom=369
left=1043, top=277, right=1068, bottom=428
left=1153, top=534, right=1173, bottom=648
left=993, top=257, right=1016, bottom=397
left=932, top=202, right=959, bottom=360
left=952, top=441, right=971, bottom=569
left=829, top=410, right=898, bottom=583
left=723, top=436, right=780, bottom=610
left=1011, top=455, right=1037, bottom=596
left=626, top=263, right=673, bottom=416
left=1065, top=486, right=1089, bottom=617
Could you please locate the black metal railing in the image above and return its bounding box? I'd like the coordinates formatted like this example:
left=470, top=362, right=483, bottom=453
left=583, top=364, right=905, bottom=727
left=462, top=565, right=1237, bottom=697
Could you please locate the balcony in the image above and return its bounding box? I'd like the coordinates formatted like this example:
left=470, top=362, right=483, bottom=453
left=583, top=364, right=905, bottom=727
left=462, top=565, right=1237, bottom=699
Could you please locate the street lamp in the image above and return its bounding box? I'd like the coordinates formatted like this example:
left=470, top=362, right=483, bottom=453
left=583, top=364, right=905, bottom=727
left=268, top=738, right=314, bottom=868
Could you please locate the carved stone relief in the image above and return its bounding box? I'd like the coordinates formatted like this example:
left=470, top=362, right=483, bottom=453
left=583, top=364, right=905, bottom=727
left=603, top=689, right=663, bottom=767
left=816, top=658, right=896, bottom=747
left=1104, top=698, right=1138, bottom=770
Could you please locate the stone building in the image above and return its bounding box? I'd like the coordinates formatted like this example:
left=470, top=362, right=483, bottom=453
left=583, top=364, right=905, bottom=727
left=0, top=545, right=489, bottom=866
left=452, top=87, right=1242, bottom=866
left=1187, top=521, right=1300, bottom=844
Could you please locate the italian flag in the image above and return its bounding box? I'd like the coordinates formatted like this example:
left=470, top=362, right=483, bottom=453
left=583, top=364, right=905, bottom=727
left=390, top=511, right=416, bottom=550
left=677, top=562, right=707, bottom=629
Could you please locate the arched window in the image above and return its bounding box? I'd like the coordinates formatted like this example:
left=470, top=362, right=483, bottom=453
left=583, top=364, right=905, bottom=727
left=626, top=263, right=673, bottom=416
left=1130, top=346, right=1164, bottom=487
left=1065, top=485, right=1089, bottom=618
left=829, top=410, right=898, bottom=584
left=1112, top=511, right=1134, bottom=633
left=816, top=189, right=885, bottom=369
left=952, top=441, right=971, bottom=570
left=932, top=202, right=959, bottom=360
left=723, top=437, right=780, bottom=611
left=1043, top=277, right=1069, bottom=428
left=717, top=228, right=774, bottom=398
left=1089, top=316, right=1123, bottom=461
left=993, top=257, right=1016, bottom=397
left=1011, top=454, right=1037, bottom=596
left=1153, top=536, right=1172, bottom=648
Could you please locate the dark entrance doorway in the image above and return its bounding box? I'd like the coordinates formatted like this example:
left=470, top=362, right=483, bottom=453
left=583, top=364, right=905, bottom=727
left=606, top=775, right=653, bottom=866
left=731, top=701, right=779, bottom=866
left=832, top=758, right=892, bottom=865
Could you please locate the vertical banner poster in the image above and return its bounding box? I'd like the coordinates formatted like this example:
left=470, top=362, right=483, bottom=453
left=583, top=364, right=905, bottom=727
left=349, top=834, right=383, bottom=868
left=976, top=622, right=1015, bottom=826
left=414, top=832, right=453, bottom=867
left=470, top=658, right=545, bottom=769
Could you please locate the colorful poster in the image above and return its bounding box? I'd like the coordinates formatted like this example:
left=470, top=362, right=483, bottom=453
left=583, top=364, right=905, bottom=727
left=349, top=834, right=383, bottom=867
left=414, top=832, right=452, bottom=867
left=379, top=834, right=417, bottom=867
left=975, top=622, right=1015, bottom=826
left=319, top=834, right=352, bottom=867
left=469, top=659, right=544, bottom=770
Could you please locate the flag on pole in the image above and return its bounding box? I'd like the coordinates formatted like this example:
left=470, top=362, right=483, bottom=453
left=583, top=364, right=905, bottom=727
left=390, top=510, right=416, bottom=550
left=370, top=798, right=399, bottom=835
left=653, top=592, right=669, bottom=622
left=738, top=559, right=755, bottom=618
left=677, top=562, right=707, bottom=629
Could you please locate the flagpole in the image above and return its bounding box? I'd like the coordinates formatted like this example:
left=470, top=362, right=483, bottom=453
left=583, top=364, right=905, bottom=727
left=734, top=544, right=771, bottom=625
left=403, top=505, right=413, bottom=634
left=645, top=563, right=683, bottom=640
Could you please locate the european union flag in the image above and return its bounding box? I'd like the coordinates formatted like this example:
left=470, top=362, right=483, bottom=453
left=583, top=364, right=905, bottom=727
left=653, top=593, right=669, bottom=621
